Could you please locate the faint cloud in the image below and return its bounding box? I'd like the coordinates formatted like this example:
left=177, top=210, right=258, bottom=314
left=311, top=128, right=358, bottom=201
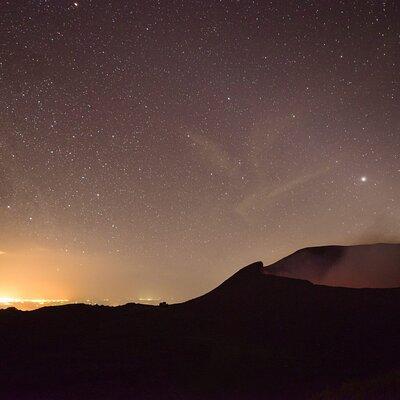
left=0, top=251, right=6, bottom=255
left=187, top=132, right=235, bottom=173
left=236, top=166, right=330, bottom=222
left=358, top=214, right=400, bottom=244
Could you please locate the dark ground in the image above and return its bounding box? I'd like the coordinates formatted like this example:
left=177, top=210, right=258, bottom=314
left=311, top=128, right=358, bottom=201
left=1, top=261, right=399, bottom=399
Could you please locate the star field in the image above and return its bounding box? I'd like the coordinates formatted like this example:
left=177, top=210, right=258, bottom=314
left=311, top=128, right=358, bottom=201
left=0, top=1, right=399, bottom=304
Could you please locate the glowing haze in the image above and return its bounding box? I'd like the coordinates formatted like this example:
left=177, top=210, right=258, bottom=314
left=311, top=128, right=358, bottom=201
left=0, top=1, right=399, bottom=309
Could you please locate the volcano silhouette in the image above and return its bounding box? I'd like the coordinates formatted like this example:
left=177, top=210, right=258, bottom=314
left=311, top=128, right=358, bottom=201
left=265, top=243, right=400, bottom=287
left=0, top=243, right=399, bottom=399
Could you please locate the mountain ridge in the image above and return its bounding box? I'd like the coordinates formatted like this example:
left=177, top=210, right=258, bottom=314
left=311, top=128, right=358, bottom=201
left=0, top=243, right=399, bottom=399
left=2, top=242, right=399, bottom=314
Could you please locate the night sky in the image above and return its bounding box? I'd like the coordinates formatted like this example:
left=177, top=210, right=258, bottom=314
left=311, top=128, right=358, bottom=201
left=0, top=1, right=399, bottom=305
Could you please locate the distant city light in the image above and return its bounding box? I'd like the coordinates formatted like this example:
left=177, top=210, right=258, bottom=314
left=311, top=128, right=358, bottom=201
left=0, top=297, right=69, bottom=306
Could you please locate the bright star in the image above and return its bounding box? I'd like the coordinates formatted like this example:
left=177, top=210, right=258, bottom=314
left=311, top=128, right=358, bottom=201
left=360, top=176, right=367, bottom=182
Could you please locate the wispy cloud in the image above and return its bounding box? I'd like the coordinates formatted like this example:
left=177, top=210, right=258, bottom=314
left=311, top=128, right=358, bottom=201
left=188, top=132, right=236, bottom=173
left=0, top=251, right=6, bottom=255
left=236, top=166, right=330, bottom=222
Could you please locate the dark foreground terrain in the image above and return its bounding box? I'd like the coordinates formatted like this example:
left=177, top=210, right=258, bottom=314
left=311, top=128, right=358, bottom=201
left=1, top=245, right=400, bottom=399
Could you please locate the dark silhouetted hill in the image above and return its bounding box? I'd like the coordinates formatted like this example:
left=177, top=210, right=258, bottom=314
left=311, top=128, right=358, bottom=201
left=265, top=243, right=400, bottom=288
left=0, top=244, right=399, bottom=399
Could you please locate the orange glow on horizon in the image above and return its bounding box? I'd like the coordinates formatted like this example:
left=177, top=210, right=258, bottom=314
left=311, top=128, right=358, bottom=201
left=0, top=296, right=70, bottom=310
left=0, top=297, right=69, bottom=305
